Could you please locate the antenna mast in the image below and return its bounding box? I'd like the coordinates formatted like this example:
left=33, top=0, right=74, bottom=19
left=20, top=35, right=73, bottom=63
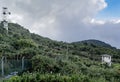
left=2, top=7, right=11, bottom=33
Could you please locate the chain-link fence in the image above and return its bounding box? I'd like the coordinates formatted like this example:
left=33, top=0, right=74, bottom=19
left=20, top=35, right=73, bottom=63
left=0, top=56, right=31, bottom=77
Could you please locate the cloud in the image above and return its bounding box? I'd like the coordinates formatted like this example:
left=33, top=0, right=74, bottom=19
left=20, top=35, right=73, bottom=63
left=1, top=0, right=120, bottom=48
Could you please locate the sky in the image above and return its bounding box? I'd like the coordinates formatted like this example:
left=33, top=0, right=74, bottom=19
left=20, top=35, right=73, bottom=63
left=97, top=0, right=120, bottom=19
left=0, top=0, right=120, bottom=48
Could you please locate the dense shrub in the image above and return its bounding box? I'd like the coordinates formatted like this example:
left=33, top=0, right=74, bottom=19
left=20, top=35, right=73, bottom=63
left=3, top=73, right=120, bottom=82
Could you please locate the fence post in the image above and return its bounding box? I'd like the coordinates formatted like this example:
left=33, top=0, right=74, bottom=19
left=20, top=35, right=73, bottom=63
left=1, top=56, right=5, bottom=76
left=22, top=57, right=25, bottom=70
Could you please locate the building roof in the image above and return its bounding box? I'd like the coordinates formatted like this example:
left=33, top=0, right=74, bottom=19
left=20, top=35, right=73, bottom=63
left=102, top=54, right=111, bottom=57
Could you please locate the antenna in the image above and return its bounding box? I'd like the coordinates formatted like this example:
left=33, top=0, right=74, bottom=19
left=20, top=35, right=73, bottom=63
left=2, top=7, right=11, bottom=33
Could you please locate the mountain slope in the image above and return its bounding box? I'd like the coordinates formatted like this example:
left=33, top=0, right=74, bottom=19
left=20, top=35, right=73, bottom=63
left=72, top=39, right=115, bottom=49
left=0, top=22, right=120, bottom=60
left=1, top=22, right=120, bottom=82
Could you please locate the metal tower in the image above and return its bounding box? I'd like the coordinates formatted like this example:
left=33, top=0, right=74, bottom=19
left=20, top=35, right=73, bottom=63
left=2, top=7, right=11, bottom=33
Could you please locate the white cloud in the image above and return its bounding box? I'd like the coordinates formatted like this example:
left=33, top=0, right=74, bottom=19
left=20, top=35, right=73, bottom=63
left=9, top=14, right=24, bottom=23
left=111, top=19, right=120, bottom=24
left=1, top=0, right=120, bottom=48
left=90, top=19, right=105, bottom=24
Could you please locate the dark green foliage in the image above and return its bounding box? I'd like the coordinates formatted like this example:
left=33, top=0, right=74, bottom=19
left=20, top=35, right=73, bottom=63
left=0, top=22, right=120, bottom=82
left=32, top=55, right=58, bottom=73
left=3, top=72, right=120, bottom=82
left=74, top=39, right=115, bottom=49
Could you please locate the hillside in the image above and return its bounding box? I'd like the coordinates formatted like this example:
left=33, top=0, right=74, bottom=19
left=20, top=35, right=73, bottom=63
left=0, top=23, right=119, bottom=58
left=73, top=39, right=115, bottom=49
left=0, top=22, right=120, bottom=82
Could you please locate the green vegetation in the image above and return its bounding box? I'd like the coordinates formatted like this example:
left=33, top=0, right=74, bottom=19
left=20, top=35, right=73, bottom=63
left=0, top=22, right=120, bottom=82
left=3, top=73, right=119, bottom=82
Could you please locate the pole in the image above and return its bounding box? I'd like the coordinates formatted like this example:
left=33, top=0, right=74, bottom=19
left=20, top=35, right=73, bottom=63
left=66, top=44, right=68, bottom=60
left=22, top=57, right=25, bottom=70
left=1, top=56, right=5, bottom=76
